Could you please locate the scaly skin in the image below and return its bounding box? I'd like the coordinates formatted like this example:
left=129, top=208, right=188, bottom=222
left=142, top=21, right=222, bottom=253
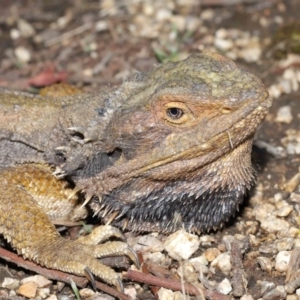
left=0, top=52, right=272, bottom=287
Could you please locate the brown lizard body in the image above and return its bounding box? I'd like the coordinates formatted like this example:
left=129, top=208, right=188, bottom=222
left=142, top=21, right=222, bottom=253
left=0, top=52, right=272, bottom=287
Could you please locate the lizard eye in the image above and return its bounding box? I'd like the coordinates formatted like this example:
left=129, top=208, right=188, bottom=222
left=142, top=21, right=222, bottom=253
left=167, top=107, right=184, bottom=119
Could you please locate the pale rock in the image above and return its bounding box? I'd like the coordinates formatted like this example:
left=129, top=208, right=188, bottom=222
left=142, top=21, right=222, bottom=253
left=37, top=287, right=50, bottom=298
left=10, top=28, right=20, bottom=39
left=279, top=79, right=293, bottom=94
left=239, top=44, right=261, bottom=63
left=157, top=287, right=175, bottom=300
left=221, top=235, right=237, bottom=251
left=283, top=68, right=299, bottom=92
left=216, top=278, right=232, bottom=295
left=275, top=106, right=293, bottom=124
left=253, top=203, right=275, bottom=222
left=259, top=280, right=275, bottom=295
left=211, top=253, right=232, bottom=275
left=214, top=38, right=234, bottom=51
left=259, top=216, right=290, bottom=233
left=199, top=235, right=216, bottom=246
left=286, top=295, right=298, bottom=300
left=263, top=285, right=286, bottom=300
left=215, top=28, right=228, bottom=39
left=275, top=238, right=294, bottom=251
left=257, top=256, right=273, bottom=273
left=143, top=251, right=167, bottom=265
left=275, top=251, right=291, bottom=272
left=17, top=19, right=36, bottom=38
left=2, top=277, right=20, bottom=290
left=45, top=296, right=58, bottom=300
left=291, top=192, right=300, bottom=202
left=200, top=9, right=214, bottom=21
left=156, top=8, right=172, bottom=21
left=204, top=248, right=221, bottom=262
left=79, top=288, right=95, bottom=298
left=138, top=234, right=164, bottom=252
left=95, top=20, right=108, bottom=32
left=17, top=281, right=38, bottom=298
left=21, top=275, right=52, bottom=288
left=177, top=263, right=198, bottom=282
left=173, top=291, right=184, bottom=300
left=14, top=46, right=31, bottom=63
left=163, top=230, right=199, bottom=260
left=124, top=287, right=137, bottom=299
left=268, top=84, right=282, bottom=98
left=190, top=255, right=208, bottom=267
left=275, top=201, right=293, bottom=217
left=241, top=295, right=254, bottom=300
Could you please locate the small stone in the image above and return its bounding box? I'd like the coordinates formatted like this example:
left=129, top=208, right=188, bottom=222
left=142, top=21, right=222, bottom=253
left=138, top=234, right=164, bottom=252
left=259, top=281, right=275, bottom=295
left=95, top=20, right=108, bottom=32
left=37, top=287, right=50, bottom=298
left=275, top=251, right=291, bottom=272
left=17, top=281, right=38, bottom=298
left=190, top=255, right=208, bottom=267
left=163, top=229, right=199, bottom=260
left=259, top=216, right=290, bottom=233
left=291, top=193, right=300, bottom=202
left=275, top=238, right=294, bottom=251
left=257, top=256, right=273, bottom=273
left=275, top=202, right=293, bottom=217
left=211, top=252, right=232, bottom=275
left=2, top=277, right=20, bottom=290
left=262, top=286, right=286, bottom=300
left=268, top=84, right=282, bottom=98
left=17, top=19, right=36, bottom=38
left=45, top=296, right=58, bottom=300
left=14, top=46, right=31, bottom=63
left=10, top=28, right=20, bottom=39
left=239, top=44, right=262, bottom=63
left=79, top=288, right=95, bottom=298
left=214, top=38, right=234, bottom=51
left=199, top=235, right=216, bottom=246
left=253, top=203, right=275, bottom=222
left=157, top=287, right=175, bottom=300
left=241, top=295, right=254, bottom=300
left=275, top=106, right=293, bottom=124
left=283, top=173, right=300, bottom=193
left=286, top=295, right=298, bottom=300
left=124, top=287, right=137, bottom=299
left=21, top=275, right=52, bottom=288
left=143, top=251, right=167, bottom=265
left=216, top=278, right=232, bottom=295
left=204, top=248, right=221, bottom=262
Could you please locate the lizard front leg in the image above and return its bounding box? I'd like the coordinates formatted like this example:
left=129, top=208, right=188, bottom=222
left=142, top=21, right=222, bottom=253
left=0, top=164, right=137, bottom=290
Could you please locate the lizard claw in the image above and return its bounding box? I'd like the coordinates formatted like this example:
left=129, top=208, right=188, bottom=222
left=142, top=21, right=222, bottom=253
left=115, top=276, right=124, bottom=293
left=124, top=246, right=140, bottom=269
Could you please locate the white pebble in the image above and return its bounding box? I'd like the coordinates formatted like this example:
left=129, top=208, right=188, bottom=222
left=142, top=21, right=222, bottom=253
left=157, top=287, right=175, bottom=300
left=259, top=216, right=290, bottom=233
left=217, top=278, right=232, bottom=295
left=275, top=251, right=291, bottom=272
left=163, top=229, right=199, bottom=260
left=14, top=46, right=31, bottom=63
left=214, top=38, right=234, bottom=51
left=211, top=253, right=232, bottom=275
left=276, top=106, right=293, bottom=124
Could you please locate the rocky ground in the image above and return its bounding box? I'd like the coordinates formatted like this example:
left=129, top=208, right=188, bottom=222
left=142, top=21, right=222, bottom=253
left=1, top=0, right=300, bottom=299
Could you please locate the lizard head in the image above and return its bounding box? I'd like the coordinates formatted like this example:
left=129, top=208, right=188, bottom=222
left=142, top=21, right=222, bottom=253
left=78, top=51, right=272, bottom=232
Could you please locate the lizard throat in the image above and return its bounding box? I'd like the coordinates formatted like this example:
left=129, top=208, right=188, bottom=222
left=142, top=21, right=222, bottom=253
left=88, top=139, right=255, bottom=233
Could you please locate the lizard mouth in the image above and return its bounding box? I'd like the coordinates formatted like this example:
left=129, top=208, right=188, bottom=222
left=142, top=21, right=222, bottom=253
left=78, top=97, right=270, bottom=201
